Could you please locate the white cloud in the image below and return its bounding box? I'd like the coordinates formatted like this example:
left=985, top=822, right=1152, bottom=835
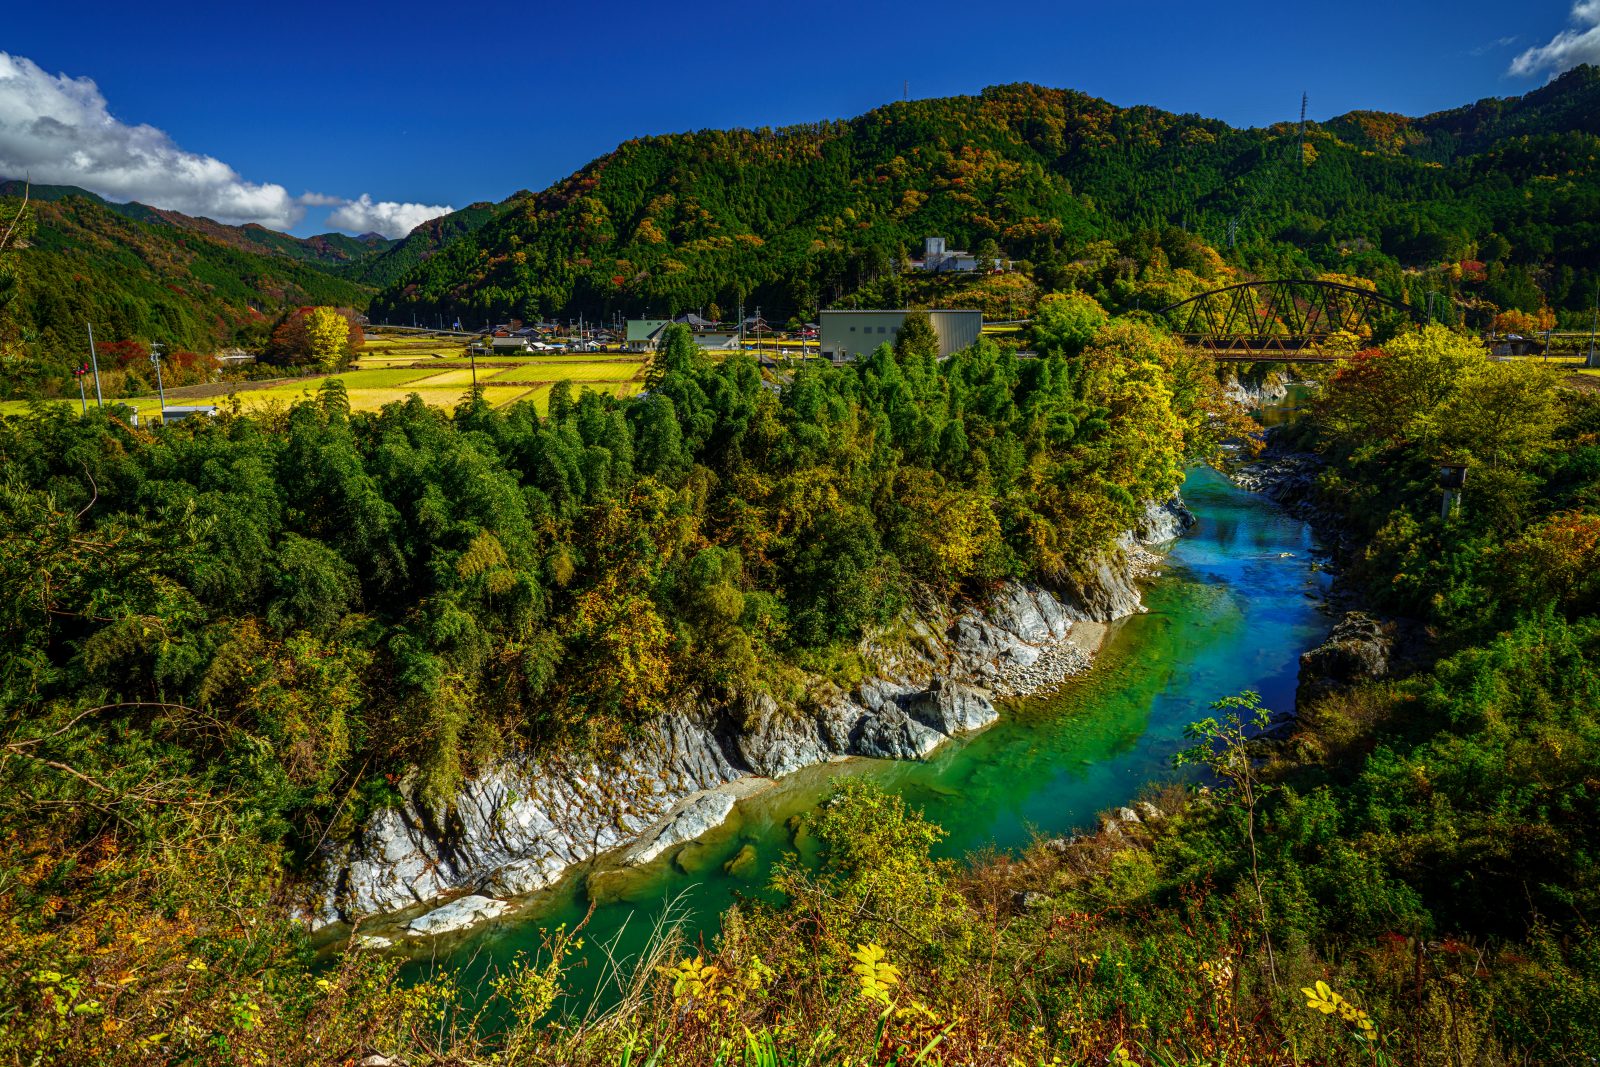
left=1510, top=1, right=1600, bottom=77
left=325, top=194, right=453, bottom=239
left=0, top=51, right=306, bottom=228
left=0, top=51, right=453, bottom=237
left=1468, top=35, right=1519, bottom=56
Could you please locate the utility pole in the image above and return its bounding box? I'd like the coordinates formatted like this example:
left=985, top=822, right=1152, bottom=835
left=85, top=322, right=104, bottom=409
left=149, top=341, right=167, bottom=416
left=1589, top=284, right=1600, bottom=368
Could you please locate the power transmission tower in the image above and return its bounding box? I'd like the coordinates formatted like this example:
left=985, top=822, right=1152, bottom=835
left=1297, top=92, right=1308, bottom=167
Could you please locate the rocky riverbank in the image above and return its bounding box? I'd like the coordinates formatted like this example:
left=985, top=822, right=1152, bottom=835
left=1223, top=372, right=1290, bottom=408
left=1226, top=416, right=1417, bottom=710
left=305, top=498, right=1196, bottom=939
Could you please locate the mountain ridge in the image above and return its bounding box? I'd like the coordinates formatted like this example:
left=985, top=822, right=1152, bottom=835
left=0, top=179, right=398, bottom=267
left=368, top=67, right=1600, bottom=329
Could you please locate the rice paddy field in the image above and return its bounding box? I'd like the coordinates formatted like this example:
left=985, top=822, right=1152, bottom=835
left=0, top=329, right=818, bottom=422
left=0, top=349, right=652, bottom=420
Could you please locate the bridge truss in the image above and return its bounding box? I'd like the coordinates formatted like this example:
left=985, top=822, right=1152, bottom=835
left=1158, top=279, right=1414, bottom=361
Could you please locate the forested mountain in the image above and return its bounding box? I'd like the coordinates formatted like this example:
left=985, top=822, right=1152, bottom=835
left=0, top=186, right=380, bottom=395
left=371, top=66, right=1600, bottom=329
left=348, top=199, right=513, bottom=289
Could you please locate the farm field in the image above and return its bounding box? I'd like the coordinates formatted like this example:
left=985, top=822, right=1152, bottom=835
left=488, top=361, right=642, bottom=382
left=0, top=357, right=649, bottom=420
left=514, top=381, right=642, bottom=414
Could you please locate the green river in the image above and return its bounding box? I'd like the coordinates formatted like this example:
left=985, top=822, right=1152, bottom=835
left=400, top=458, right=1330, bottom=1009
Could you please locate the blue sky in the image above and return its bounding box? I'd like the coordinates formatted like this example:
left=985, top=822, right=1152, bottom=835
left=3, top=0, right=1597, bottom=235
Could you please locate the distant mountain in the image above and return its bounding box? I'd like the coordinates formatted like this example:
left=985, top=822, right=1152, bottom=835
left=348, top=200, right=512, bottom=289
left=0, top=180, right=397, bottom=268
left=369, top=66, right=1600, bottom=328
left=0, top=185, right=377, bottom=390
left=1325, top=65, right=1600, bottom=159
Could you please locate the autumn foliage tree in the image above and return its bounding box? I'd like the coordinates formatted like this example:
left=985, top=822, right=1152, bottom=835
left=262, top=306, right=363, bottom=369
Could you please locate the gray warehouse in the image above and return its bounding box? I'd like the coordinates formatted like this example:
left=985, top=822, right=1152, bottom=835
left=819, top=309, right=983, bottom=361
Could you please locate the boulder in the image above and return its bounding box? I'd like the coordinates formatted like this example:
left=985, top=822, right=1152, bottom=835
left=905, top=677, right=999, bottom=736
left=622, top=791, right=737, bottom=867
left=1298, top=611, right=1391, bottom=704
left=1061, top=553, right=1147, bottom=621
left=673, top=840, right=716, bottom=874
left=1135, top=497, right=1197, bottom=545
left=405, top=895, right=510, bottom=937
left=1012, top=890, right=1050, bottom=911
left=735, top=712, right=829, bottom=778
left=1099, top=807, right=1143, bottom=836
left=851, top=707, right=946, bottom=761
left=723, top=843, right=759, bottom=879
left=585, top=865, right=657, bottom=906
left=481, top=856, right=561, bottom=898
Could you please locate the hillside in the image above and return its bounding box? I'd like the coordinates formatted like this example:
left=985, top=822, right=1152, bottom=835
left=0, top=187, right=378, bottom=396
left=370, top=67, right=1600, bottom=329
left=348, top=199, right=511, bottom=289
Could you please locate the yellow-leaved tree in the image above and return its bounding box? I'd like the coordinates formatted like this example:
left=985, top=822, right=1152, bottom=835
left=306, top=306, right=350, bottom=372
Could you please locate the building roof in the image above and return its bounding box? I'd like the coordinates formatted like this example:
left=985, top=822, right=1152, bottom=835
left=625, top=319, right=671, bottom=342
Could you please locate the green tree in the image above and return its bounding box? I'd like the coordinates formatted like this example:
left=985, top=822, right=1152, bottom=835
left=1031, top=292, right=1108, bottom=356
left=893, top=311, right=938, bottom=361
left=1174, top=690, right=1279, bottom=986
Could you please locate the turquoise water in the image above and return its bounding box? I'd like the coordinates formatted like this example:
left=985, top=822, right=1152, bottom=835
left=400, top=464, right=1329, bottom=1009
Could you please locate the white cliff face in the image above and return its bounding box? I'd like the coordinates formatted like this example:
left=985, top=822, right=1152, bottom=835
left=309, top=496, right=1195, bottom=935
left=1224, top=373, right=1291, bottom=408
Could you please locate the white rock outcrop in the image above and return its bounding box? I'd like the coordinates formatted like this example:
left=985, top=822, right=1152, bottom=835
left=622, top=791, right=738, bottom=866
left=406, top=895, right=511, bottom=936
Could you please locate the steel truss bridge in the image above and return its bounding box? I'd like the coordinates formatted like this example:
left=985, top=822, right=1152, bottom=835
left=1157, top=280, right=1417, bottom=362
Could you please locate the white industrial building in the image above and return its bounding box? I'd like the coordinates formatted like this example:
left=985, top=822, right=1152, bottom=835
left=818, top=309, right=984, bottom=361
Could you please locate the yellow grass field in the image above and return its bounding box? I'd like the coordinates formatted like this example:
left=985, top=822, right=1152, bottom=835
left=488, top=361, right=643, bottom=382
left=0, top=396, right=164, bottom=418
left=230, top=382, right=531, bottom=413
left=0, top=357, right=643, bottom=421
